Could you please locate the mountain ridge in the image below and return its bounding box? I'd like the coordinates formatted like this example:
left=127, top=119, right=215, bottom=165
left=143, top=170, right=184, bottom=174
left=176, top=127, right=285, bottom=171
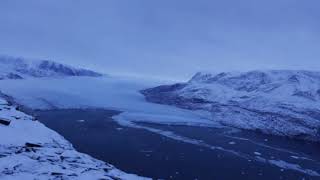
left=0, top=55, right=102, bottom=80
left=141, top=70, right=320, bottom=141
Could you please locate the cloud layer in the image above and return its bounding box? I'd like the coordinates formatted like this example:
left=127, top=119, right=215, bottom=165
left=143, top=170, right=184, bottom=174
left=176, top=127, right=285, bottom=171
left=0, top=0, right=319, bottom=80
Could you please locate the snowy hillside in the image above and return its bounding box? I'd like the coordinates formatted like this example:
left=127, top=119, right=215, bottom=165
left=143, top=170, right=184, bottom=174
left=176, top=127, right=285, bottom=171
left=142, top=70, right=320, bottom=141
left=0, top=55, right=102, bottom=79
left=0, top=96, right=147, bottom=179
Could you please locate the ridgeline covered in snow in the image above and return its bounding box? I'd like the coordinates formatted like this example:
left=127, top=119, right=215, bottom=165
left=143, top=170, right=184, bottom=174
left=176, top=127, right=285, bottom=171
left=0, top=55, right=102, bottom=80
left=142, top=70, right=320, bottom=141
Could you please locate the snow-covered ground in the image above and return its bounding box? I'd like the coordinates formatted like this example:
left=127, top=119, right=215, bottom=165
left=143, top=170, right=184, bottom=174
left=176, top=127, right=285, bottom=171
left=0, top=97, right=148, bottom=179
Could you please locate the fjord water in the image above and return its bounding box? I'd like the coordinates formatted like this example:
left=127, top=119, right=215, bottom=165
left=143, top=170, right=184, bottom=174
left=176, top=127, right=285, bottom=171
left=35, top=109, right=320, bottom=180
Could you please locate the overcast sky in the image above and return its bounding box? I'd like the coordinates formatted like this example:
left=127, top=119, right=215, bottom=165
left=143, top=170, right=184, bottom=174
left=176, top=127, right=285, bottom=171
left=0, top=0, right=319, bottom=80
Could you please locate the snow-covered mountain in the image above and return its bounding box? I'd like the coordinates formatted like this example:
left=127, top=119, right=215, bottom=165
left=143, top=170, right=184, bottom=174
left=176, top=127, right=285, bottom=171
left=141, top=70, right=320, bottom=142
left=0, top=55, right=102, bottom=80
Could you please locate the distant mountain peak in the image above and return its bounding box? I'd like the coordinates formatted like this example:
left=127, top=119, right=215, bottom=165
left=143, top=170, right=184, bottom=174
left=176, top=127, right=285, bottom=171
left=0, top=55, right=102, bottom=80
left=190, top=70, right=320, bottom=83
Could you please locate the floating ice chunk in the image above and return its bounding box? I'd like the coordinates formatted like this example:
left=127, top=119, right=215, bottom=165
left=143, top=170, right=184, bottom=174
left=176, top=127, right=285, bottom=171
left=254, top=152, right=262, bottom=156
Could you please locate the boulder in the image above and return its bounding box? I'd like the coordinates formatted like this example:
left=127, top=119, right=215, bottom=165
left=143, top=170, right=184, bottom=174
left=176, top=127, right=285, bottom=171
left=25, top=143, right=42, bottom=148
left=0, top=118, right=11, bottom=126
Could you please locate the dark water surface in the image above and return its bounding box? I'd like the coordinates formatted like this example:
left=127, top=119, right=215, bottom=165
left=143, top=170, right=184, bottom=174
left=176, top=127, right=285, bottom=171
left=35, top=109, right=320, bottom=180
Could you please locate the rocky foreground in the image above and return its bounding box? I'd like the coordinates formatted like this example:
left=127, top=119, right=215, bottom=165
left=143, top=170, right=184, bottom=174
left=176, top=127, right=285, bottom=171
left=0, top=97, right=148, bottom=180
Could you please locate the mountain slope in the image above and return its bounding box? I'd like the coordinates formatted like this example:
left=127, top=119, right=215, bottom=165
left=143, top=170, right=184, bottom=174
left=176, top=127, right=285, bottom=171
left=0, top=55, right=102, bottom=80
left=141, top=70, right=320, bottom=141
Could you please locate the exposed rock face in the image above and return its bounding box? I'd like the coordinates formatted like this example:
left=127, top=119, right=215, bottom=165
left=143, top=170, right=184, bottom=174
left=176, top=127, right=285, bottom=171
left=0, top=55, right=102, bottom=80
left=142, top=70, right=320, bottom=142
